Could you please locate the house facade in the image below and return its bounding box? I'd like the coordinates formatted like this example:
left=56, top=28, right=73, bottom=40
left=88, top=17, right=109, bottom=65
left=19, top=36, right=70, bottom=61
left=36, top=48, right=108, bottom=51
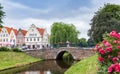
left=9, top=28, right=18, bottom=46
left=25, top=24, right=49, bottom=49
left=0, top=27, right=11, bottom=46
left=16, top=28, right=27, bottom=47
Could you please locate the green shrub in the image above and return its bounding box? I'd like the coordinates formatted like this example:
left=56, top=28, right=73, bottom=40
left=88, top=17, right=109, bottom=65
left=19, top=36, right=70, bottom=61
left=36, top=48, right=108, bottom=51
left=12, top=48, right=22, bottom=52
left=0, top=46, right=10, bottom=51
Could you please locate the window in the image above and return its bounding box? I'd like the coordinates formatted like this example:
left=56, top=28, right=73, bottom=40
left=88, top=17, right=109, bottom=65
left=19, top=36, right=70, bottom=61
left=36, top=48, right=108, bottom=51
left=27, top=38, right=29, bottom=41
left=6, top=39, right=8, bottom=42
left=3, top=39, right=5, bottom=42
left=34, top=38, right=36, bottom=41
left=38, top=38, right=39, bottom=41
left=30, top=38, right=32, bottom=41
left=3, top=34, right=5, bottom=37
left=32, top=29, right=34, bottom=32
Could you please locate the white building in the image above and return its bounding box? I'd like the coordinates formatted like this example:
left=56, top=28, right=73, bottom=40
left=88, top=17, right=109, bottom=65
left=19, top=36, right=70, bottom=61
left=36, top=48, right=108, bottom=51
left=25, top=24, right=49, bottom=49
left=0, top=27, right=17, bottom=47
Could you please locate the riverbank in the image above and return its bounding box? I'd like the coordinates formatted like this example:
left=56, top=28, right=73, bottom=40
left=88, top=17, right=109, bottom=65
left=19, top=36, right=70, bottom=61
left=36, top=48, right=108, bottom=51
left=0, top=51, right=40, bottom=71
left=65, top=54, right=98, bottom=74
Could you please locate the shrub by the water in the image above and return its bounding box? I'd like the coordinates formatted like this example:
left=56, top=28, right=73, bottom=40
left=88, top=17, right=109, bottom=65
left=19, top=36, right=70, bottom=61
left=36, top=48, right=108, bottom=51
left=95, top=31, right=120, bottom=74
left=0, top=46, right=10, bottom=51
left=12, top=48, right=22, bottom=52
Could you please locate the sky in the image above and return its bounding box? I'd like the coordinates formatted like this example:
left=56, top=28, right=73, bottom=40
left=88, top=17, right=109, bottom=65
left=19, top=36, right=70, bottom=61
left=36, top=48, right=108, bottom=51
left=0, top=0, right=120, bottom=40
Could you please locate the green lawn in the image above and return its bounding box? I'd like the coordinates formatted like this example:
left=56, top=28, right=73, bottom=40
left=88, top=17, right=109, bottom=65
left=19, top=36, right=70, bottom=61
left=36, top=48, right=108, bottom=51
left=65, top=54, right=98, bottom=74
left=0, top=51, right=40, bottom=70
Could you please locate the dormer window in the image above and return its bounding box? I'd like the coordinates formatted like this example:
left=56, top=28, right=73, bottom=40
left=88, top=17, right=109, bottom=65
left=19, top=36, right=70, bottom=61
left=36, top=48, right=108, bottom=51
left=32, top=29, right=34, bottom=32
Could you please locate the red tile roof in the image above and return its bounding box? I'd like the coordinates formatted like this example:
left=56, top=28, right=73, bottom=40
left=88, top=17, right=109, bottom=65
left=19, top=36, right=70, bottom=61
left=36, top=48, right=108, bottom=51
left=4, top=27, right=18, bottom=35
left=21, top=29, right=27, bottom=36
left=5, top=27, right=12, bottom=34
left=37, top=28, right=45, bottom=35
left=12, top=28, right=18, bottom=35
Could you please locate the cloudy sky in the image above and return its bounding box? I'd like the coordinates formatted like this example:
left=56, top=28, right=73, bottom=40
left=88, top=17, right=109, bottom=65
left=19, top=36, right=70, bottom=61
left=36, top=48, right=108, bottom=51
left=0, top=0, right=120, bottom=39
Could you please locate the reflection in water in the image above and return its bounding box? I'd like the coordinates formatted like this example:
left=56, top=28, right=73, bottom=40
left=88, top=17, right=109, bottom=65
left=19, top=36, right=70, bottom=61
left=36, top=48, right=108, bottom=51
left=0, top=60, right=78, bottom=74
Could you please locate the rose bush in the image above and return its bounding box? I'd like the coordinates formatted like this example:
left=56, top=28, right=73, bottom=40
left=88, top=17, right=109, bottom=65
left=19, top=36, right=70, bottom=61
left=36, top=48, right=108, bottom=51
left=95, top=31, right=120, bottom=74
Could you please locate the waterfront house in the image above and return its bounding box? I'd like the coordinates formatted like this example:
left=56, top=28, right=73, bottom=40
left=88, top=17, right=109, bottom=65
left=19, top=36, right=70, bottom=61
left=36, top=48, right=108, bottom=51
left=25, top=24, right=49, bottom=49
left=16, top=28, right=27, bottom=47
left=9, top=28, right=18, bottom=47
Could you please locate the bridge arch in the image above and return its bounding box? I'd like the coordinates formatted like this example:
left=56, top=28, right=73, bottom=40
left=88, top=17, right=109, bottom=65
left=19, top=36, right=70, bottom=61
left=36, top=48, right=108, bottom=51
left=56, top=50, right=74, bottom=60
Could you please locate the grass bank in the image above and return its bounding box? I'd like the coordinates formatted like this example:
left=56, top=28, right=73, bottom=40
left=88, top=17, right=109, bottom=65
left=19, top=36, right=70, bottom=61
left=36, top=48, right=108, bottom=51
left=0, top=52, right=40, bottom=71
left=65, top=54, right=98, bottom=74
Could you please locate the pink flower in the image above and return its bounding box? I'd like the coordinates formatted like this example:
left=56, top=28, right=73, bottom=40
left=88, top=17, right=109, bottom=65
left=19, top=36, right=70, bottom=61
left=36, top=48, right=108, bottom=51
left=117, top=55, right=120, bottom=59
left=99, top=48, right=105, bottom=54
left=95, top=44, right=99, bottom=51
left=117, top=46, right=120, bottom=49
left=118, top=52, right=120, bottom=55
left=106, top=47, right=112, bottom=52
left=116, top=34, right=120, bottom=39
left=114, top=63, right=120, bottom=72
left=108, top=55, right=111, bottom=59
left=98, top=57, right=104, bottom=62
left=108, top=64, right=115, bottom=73
left=110, top=31, right=118, bottom=38
left=102, top=40, right=111, bottom=47
left=113, top=40, right=118, bottom=44
left=112, top=57, right=118, bottom=63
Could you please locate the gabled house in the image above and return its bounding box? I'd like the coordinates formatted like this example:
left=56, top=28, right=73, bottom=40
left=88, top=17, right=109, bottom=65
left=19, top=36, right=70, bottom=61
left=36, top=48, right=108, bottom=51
left=0, top=26, right=18, bottom=47
left=16, top=28, right=27, bottom=47
left=0, top=27, right=12, bottom=46
left=25, top=24, right=49, bottom=49
left=9, top=28, right=18, bottom=46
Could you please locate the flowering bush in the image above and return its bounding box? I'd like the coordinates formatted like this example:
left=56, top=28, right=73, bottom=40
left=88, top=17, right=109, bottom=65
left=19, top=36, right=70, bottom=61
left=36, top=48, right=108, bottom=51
left=95, top=31, right=120, bottom=74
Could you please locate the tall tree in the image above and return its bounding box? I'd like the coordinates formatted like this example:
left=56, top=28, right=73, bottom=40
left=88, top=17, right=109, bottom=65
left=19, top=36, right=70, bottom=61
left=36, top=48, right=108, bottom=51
left=0, top=4, right=5, bottom=27
left=50, top=22, right=79, bottom=45
left=88, top=4, right=120, bottom=43
left=78, top=38, right=87, bottom=47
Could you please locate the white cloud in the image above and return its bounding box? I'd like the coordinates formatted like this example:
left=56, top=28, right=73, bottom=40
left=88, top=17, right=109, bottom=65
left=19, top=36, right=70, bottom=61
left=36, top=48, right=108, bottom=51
left=1, top=0, right=120, bottom=40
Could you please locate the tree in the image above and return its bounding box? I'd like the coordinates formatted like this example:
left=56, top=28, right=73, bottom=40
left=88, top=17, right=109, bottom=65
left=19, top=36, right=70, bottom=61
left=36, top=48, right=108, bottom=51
left=50, top=22, right=79, bottom=46
left=78, top=38, right=87, bottom=47
left=0, top=4, right=5, bottom=27
left=87, top=38, right=95, bottom=47
left=88, top=4, right=120, bottom=43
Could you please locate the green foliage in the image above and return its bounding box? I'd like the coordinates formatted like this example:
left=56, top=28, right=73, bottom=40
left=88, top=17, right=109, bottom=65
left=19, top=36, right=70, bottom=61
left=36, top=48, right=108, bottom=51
left=0, top=46, right=10, bottom=51
left=78, top=38, right=87, bottom=47
left=87, top=38, right=96, bottom=47
left=0, top=4, right=5, bottom=27
left=12, top=48, right=22, bottom=52
left=96, top=31, right=120, bottom=73
left=65, top=54, right=98, bottom=74
left=50, top=22, right=79, bottom=46
left=88, top=3, right=120, bottom=43
left=0, top=52, right=40, bottom=70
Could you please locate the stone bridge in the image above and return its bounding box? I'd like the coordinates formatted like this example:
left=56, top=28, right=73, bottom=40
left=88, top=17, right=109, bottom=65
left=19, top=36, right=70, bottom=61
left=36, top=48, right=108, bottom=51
left=25, top=47, right=94, bottom=60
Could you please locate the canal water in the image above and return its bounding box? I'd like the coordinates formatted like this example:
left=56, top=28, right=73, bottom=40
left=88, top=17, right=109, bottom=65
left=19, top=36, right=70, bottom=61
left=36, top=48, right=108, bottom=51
left=0, top=60, right=78, bottom=74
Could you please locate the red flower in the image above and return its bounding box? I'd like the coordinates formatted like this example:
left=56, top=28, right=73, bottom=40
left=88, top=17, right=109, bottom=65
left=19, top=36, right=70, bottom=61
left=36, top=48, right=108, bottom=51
left=114, top=63, right=120, bottom=72
left=106, top=47, right=112, bottom=52
left=98, top=57, right=104, bottom=62
left=110, top=31, right=118, bottom=38
left=108, top=64, right=115, bottom=73
left=95, top=44, right=99, bottom=51
left=99, top=48, right=105, bottom=54
left=116, top=34, right=120, bottom=39
left=112, top=57, right=118, bottom=63
left=117, top=46, right=120, bottom=49
left=102, top=40, right=111, bottom=47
